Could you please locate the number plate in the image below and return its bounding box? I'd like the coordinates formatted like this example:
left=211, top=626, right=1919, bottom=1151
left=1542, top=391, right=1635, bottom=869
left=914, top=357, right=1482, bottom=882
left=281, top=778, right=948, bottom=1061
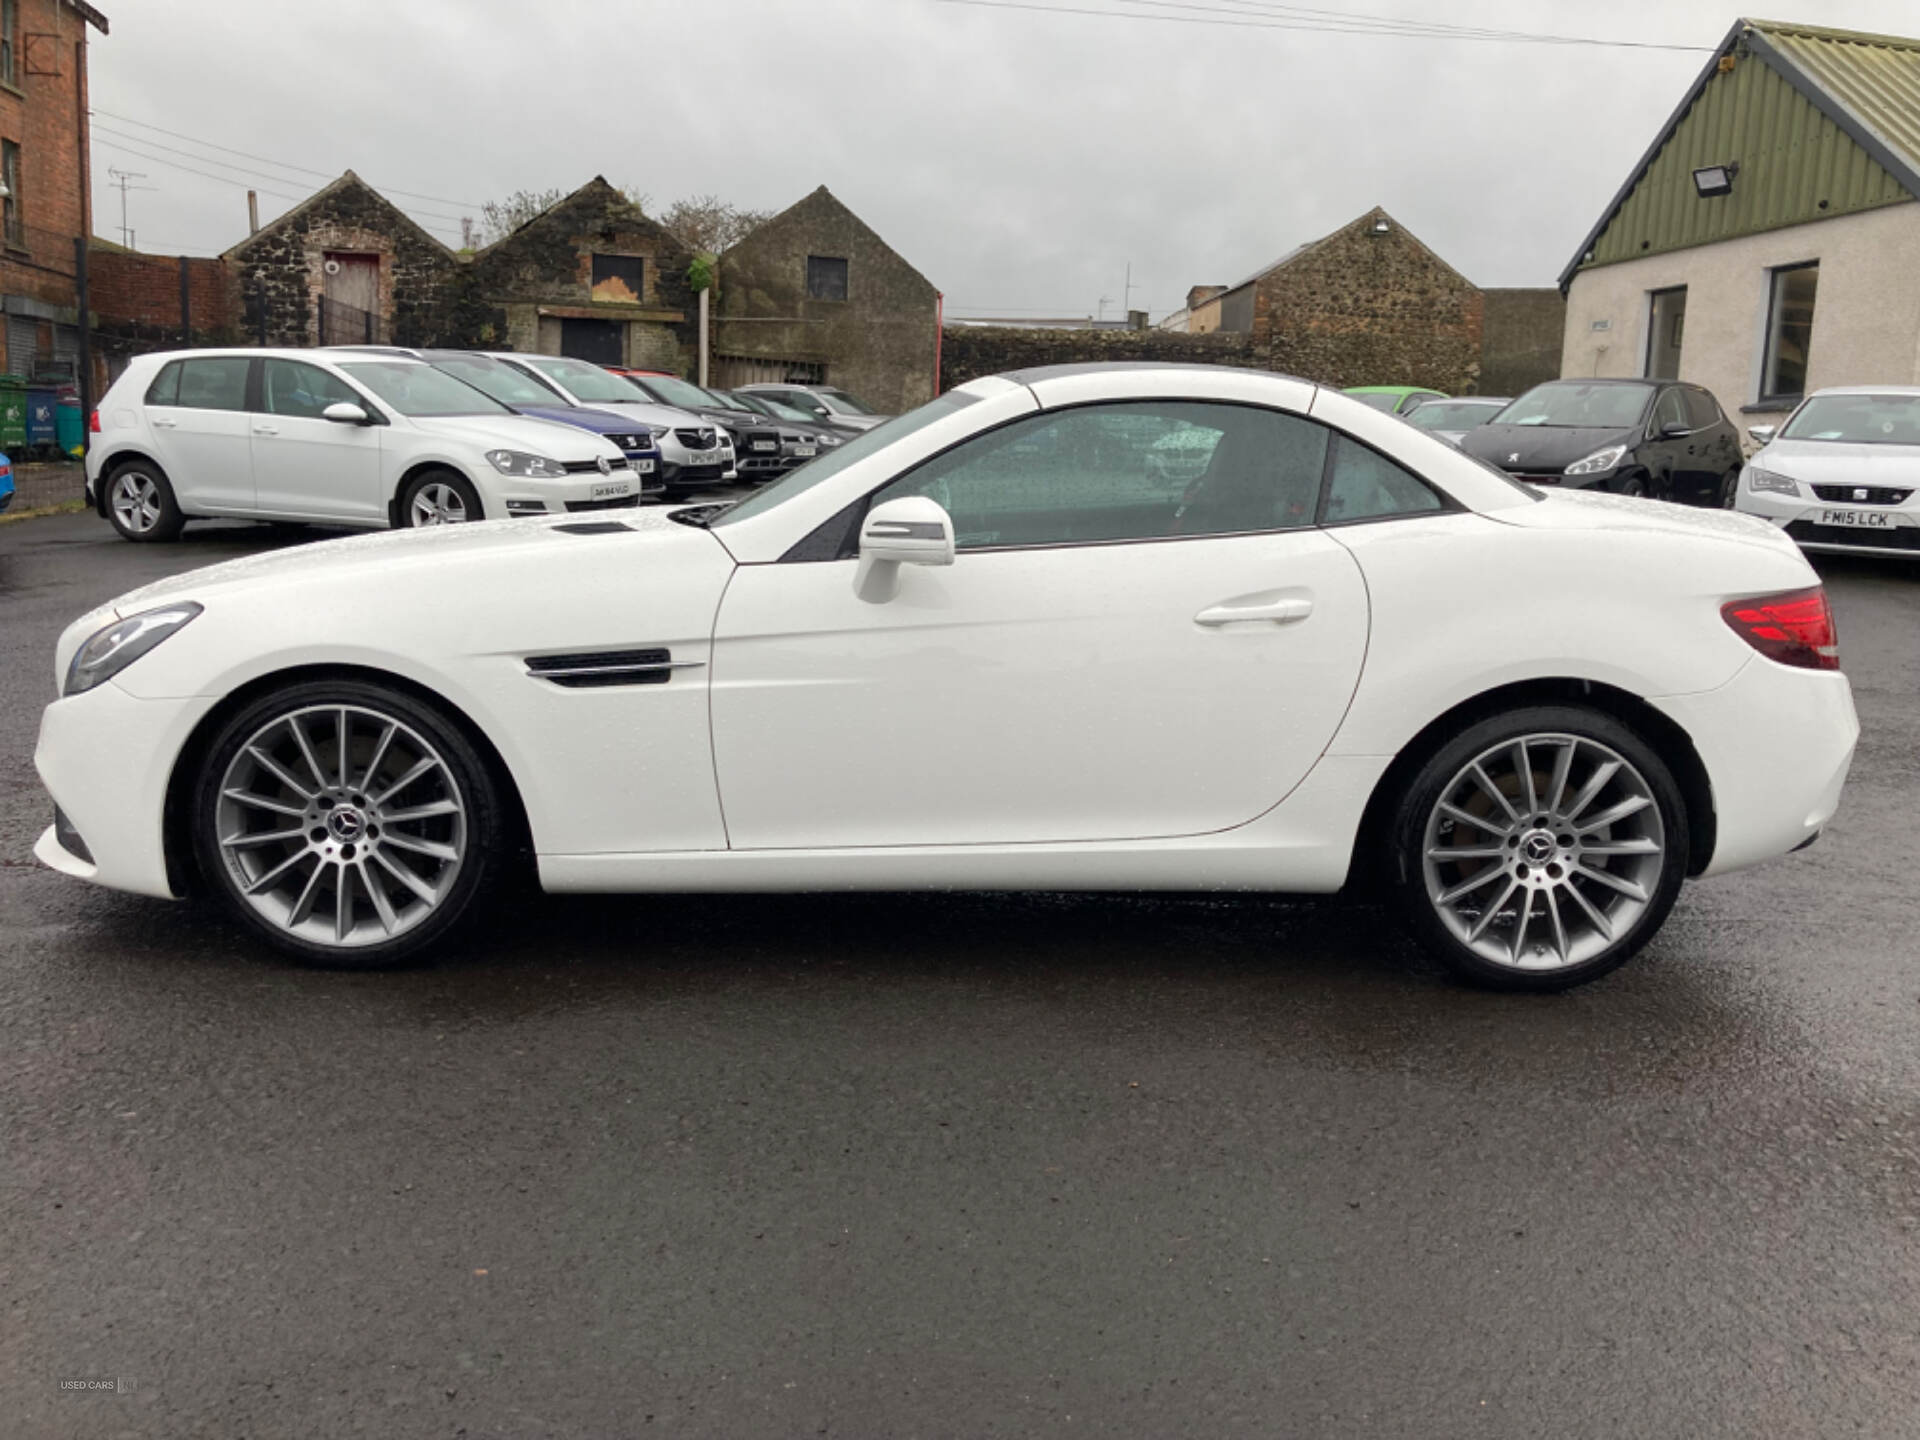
left=631, top=458, right=655, bottom=473
left=753, top=440, right=776, bottom=452
left=1817, top=508, right=1893, bottom=529
left=792, top=445, right=816, bottom=458
left=591, top=480, right=634, bottom=500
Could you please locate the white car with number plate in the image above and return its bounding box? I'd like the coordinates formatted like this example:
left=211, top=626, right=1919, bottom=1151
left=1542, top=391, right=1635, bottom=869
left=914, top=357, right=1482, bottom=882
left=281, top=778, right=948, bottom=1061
left=1734, top=385, right=1920, bottom=560
left=85, top=349, right=639, bottom=540
left=37, top=365, right=1858, bottom=990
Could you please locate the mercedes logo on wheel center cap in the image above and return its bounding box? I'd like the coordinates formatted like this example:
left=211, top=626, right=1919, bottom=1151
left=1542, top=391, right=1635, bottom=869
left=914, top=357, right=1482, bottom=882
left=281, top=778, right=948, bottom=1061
left=327, top=808, right=367, bottom=843
left=1522, top=831, right=1555, bottom=863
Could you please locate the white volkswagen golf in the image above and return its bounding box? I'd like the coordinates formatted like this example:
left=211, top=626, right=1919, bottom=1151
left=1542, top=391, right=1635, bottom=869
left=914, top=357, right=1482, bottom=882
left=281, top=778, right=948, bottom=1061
left=86, top=348, right=640, bottom=540
left=37, top=365, right=1858, bottom=989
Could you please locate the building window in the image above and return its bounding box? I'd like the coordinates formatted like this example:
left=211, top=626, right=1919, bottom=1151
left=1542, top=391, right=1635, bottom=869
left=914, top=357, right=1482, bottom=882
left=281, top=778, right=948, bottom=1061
left=590, top=253, right=644, bottom=304
left=1, top=0, right=14, bottom=87
left=1, top=140, right=19, bottom=246
left=1762, top=262, right=1818, bottom=401
left=806, top=255, right=849, bottom=302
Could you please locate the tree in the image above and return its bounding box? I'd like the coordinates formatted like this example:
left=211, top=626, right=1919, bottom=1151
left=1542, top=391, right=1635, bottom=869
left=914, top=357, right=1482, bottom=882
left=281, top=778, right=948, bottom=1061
left=476, top=188, right=565, bottom=245
left=657, top=194, right=771, bottom=254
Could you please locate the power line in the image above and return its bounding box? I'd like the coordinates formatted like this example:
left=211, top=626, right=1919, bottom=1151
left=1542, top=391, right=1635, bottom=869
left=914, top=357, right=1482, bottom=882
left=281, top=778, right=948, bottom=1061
left=88, top=106, right=485, bottom=209
left=929, top=0, right=1714, bottom=51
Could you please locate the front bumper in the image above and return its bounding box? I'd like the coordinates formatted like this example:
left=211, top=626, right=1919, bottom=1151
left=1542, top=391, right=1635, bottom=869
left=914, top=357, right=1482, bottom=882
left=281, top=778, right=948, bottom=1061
left=1653, top=656, right=1858, bottom=877
left=35, top=681, right=220, bottom=900
left=1738, top=485, right=1920, bottom=558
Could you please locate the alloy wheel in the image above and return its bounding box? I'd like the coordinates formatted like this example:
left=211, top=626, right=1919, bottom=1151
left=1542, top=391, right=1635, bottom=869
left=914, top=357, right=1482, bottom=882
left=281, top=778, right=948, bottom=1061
left=112, top=472, right=162, bottom=533
left=214, top=704, right=468, bottom=949
left=1421, top=732, right=1666, bottom=972
left=409, top=482, right=470, bottom=526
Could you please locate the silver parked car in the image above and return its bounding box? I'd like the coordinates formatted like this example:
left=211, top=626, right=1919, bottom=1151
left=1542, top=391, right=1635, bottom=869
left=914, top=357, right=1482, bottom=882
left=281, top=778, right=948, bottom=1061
left=737, top=382, right=890, bottom=431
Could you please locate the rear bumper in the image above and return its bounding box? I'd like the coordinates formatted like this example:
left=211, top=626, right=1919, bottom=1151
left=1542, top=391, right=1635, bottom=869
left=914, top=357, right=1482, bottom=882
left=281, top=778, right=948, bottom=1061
left=1653, top=656, right=1858, bottom=877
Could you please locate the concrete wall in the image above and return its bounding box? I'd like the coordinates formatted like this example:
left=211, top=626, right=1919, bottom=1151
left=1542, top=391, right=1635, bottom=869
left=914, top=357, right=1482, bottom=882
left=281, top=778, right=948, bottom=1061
left=1561, top=201, right=1920, bottom=428
left=938, top=326, right=1256, bottom=390
left=1480, top=288, right=1566, bottom=397
left=717, top=187, right=939, bottom=415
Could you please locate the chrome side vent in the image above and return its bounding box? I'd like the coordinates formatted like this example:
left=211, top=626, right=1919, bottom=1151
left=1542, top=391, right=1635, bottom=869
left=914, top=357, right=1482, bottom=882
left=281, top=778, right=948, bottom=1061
left=525, top=648, right=702, bottom=689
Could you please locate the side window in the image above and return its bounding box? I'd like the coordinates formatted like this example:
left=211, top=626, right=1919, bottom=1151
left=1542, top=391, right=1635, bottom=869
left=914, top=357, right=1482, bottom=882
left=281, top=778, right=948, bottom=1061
left=872, top=401, right=1329, bottom=550
left=1399, top=391, right=1441, bottom=414
left=261, top=358, right=363, bottom=419
left=1684, top=387, right=1720, bottom=429
left=1321, top=435, right=1445, bottom=524
left=175, top=357, right=251, bottom=412
left=144, top=361, right=182, bottom=407
left=1652, top=387, right=1688, bottom=434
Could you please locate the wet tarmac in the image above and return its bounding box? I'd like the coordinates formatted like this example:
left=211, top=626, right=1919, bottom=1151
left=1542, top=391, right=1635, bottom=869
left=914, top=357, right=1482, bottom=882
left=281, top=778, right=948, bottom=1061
left=4, top=511, right=1918, bottom=1437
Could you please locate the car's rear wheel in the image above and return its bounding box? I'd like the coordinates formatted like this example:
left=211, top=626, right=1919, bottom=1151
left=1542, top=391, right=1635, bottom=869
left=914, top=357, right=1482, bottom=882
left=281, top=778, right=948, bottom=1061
left=401, top=469, right=481, bottom=528
left=191, top=679, right=503, bottom=968
left=1388, top=705, right=1687, bottom=991
left=1718, top=468, right=1741, bottom=508
left=105, top=459, right=186, bottom=541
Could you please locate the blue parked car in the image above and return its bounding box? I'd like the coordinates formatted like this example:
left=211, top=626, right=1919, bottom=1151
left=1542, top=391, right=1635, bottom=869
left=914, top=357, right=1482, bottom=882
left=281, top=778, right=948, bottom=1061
left=326, top=347, right=665, bottom=495
left=0, top=450, right=13, bottom=513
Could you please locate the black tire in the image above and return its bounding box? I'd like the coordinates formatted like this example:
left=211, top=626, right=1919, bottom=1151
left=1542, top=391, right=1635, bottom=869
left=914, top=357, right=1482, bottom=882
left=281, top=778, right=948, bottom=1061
left=104, top=457, right=186, bottom=542
left=1616, top=473, right=1649, bottom=499
left=1385, top=704, right=1689, bottom=992
left=190, top=678, right=504, bottom=969
left=398, top=468, right=483, bottom=528
left=1717, top=468, right=1741, bottom=509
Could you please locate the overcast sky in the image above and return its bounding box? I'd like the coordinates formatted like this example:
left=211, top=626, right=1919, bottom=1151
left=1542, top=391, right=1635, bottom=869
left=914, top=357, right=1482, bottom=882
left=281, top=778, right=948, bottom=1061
left=88, top=0, right=1920, bottom=321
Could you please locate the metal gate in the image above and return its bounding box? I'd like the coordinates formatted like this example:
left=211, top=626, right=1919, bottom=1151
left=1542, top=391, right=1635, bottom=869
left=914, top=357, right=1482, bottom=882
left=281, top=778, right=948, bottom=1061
left=319, top=295, right=381, bottom=346
left=710, top=354, right=827, bottom=388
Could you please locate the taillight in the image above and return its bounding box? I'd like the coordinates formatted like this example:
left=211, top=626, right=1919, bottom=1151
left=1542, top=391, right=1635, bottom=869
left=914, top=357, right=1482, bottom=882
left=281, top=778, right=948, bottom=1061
left=1721, top=586, right=1840, bottom=671
left=89, top=408, right=101, bottom=433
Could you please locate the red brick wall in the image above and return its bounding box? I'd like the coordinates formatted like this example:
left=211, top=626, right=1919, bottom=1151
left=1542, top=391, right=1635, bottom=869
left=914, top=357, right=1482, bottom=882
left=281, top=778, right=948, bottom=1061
left=89, top=248, right=240, bottom=339
left=0, top=0, right=92, bottom=308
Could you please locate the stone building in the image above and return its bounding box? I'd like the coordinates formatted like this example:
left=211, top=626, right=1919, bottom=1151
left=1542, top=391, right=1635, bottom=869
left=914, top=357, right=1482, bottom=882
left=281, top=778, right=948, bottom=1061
left=222, top=171, right=459, bottom=348
left=713, top=186, right=939, bottom=414
left=466, top=177, right=698, bottom=370
left=0, top=0, right=107, bottom=382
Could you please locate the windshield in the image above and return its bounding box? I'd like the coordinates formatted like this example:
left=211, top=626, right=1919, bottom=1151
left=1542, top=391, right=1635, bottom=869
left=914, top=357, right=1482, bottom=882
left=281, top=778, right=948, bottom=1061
left=428, top=355, right=565, bottom=408
left=339, top=362, right=512, bottom=417
left=1351, top=391, right=1401, bottom=413
left=1407, top=400, right=1501, bottom=431
left=1781, top=393, right=1920, bottom=445
left=1495, top=383, right=1652, bottom=429
left=820, top=387, right=876, bottom=415
left=704, top=389, right=758, bottom=413
left=640, top=373, right=724, bottom=410
left=518, top=356, right=642, bottom=404
left=713, top=389, right=980, bottom=527
left=758, top=397, right=819, bottom=423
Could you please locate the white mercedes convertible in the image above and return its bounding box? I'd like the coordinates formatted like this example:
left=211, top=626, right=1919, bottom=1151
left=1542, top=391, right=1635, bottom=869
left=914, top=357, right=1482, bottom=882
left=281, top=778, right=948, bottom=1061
left=35, top=365, right=1858, bottom=989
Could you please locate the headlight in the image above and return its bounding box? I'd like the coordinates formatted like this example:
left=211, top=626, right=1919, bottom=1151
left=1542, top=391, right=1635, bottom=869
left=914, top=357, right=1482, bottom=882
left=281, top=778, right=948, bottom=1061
left=1564, top=444, right=1628, bottom=476
left=485, top=449, right=569, bottom=478
left=648, top=426, right=670, bottom=441
left=64, top=603, right=202, bottom=697
left=818, top=433, right=842, bottom=446
left=1748, top=466, right=1800, bottom=496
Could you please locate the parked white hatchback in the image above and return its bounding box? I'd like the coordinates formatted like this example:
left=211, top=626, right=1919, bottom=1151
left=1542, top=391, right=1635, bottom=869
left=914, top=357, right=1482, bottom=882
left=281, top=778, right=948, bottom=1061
left=87, top=348, right=641, bottom=541
left=1734, top=385, right=1920, bottom=560
left=38, top=365, right=1857, bottom=990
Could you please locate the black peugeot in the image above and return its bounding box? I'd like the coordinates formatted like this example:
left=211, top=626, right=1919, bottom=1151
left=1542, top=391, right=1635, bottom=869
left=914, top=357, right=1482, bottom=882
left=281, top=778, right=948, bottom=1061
left=1459, top=378, right=1745, bottom=506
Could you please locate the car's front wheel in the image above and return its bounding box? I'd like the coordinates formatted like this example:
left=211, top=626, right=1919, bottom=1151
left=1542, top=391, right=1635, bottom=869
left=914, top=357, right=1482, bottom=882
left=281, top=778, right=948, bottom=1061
left=400, top=469, right=482, bottom=527
left=1718, top=468, right=1741, bottom=508
left=105, top=459, right=186, bottom=541
left=191, top=679, right=504, bottom=967
left=1388, top=705, right=1687, bottom=991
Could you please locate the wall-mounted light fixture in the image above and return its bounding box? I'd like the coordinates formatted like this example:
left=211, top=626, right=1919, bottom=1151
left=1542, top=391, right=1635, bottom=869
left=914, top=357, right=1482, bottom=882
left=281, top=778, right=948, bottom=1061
left=1692, top=162, right=1739, bottom=198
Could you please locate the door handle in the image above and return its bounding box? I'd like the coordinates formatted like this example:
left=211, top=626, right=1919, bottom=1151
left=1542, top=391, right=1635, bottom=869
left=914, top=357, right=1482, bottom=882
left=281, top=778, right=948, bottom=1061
left=1195, top=595, right=1313, bottom=626
left=151, top=417, right=177, bottom=429
left=252, top=424, right=279, bottom=436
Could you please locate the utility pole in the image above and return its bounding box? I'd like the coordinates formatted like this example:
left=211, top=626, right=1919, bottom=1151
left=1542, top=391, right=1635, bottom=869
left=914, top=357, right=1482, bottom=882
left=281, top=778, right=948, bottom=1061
left=1123, top=262, right=1136, bottom=316
left=106, top=167, right=153, bottom=249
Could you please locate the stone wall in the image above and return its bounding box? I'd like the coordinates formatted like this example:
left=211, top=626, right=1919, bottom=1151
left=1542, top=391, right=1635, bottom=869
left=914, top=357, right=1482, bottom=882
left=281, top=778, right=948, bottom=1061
left=939, top=326, right=1258, bottom=390
left=716, top=187, right=938, bottom=414
left=1252, top=209, right=1483, bottom=392
left=1479, top=288, right=1566, bottom=397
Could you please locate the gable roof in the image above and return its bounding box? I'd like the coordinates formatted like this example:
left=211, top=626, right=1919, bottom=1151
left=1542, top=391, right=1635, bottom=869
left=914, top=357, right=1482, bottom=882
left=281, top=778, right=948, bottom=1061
left=1211, top=206, right=1468, bottom=303
left=723, top=185, right=935, bottom=291
left=222, top=170, right=453, bottom=261
left=1559, top=16, right=1920, bottom=289
left=471, top=175, right=678, bottom=257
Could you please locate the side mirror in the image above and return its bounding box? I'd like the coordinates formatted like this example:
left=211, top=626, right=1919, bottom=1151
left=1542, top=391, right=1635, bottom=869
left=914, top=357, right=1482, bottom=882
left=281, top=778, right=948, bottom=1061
left=855, top=496, right=954, bottom=602
left=1659, top=420, right=1692, bottom=439
left=323, top=401, right=371, bottom=425
left=1747, top=424, right=1777, bottom=446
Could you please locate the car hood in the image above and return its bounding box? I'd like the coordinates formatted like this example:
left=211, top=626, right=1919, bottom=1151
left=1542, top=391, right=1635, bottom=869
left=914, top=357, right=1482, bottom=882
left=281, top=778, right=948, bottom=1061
left=509, top=403, right=652, bottom=439
left=100, top=507, right=723, bottom=616
left=407, top=413, right=618, bottom=456
left=1751, top=438, right=1920, bottom=486
left=552, top=396, right=699, bottom=429
left=1460, top=424, right=1636, bottom=471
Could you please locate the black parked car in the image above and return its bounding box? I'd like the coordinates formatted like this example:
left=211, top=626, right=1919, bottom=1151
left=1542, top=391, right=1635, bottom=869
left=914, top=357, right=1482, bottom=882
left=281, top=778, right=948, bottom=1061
left=725, top=389, right=856, bottom=447
left=616, top=371, right=789, bottom=481
left=1459, top=379, right=1744, bottom=506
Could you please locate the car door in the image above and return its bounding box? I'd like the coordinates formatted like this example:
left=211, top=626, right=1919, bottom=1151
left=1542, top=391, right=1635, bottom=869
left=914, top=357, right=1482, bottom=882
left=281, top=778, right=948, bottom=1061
left=1642, top=386, right=1690, bottom=495
left=1684, top=386, right=1738, bottom=501
left=250, top=357, right=386, bottom=523
left=143, top=355, right=255, bottom=513
left=709, top=399, right=1372, bottom=850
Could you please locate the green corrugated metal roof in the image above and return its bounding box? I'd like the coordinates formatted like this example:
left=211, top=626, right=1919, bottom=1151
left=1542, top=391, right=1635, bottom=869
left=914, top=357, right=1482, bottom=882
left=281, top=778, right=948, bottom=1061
left=1562, top=17, right=1920, bottom=287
